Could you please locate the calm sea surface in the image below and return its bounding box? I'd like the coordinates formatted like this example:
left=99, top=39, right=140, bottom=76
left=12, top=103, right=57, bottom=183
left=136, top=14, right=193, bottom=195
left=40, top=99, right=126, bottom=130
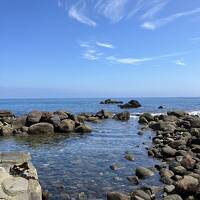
left=0, top=98, right=200, bottom=199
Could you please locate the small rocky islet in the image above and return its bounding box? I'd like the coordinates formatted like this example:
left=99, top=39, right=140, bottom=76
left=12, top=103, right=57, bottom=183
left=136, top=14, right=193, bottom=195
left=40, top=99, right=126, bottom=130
left=1, top=99, right=200, bottom=200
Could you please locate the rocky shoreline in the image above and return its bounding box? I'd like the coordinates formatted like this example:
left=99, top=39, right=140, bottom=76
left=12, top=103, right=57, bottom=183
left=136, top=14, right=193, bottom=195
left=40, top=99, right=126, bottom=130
left=0, top=152, right=42, bottom=200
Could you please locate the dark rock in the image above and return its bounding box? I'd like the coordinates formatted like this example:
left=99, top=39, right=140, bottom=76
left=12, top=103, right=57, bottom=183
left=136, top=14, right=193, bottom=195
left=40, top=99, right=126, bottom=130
left=100, top=99, right=123, bottom=104
left=53, top=111, right=68, bottom=120
left=124, top=153, right=135, bottom=161
left=162, top=146, right=177, bottom=157
left=12, top=116, right=27, bottom=130
left=95, top=109, right=112, bottom=119
left=0, top=110, right=14, bottom=118
left=110, top=164, right=123, bottom=170
left=158, top=106, right=164, bottom=109
left=29, top=123, right=54, bottom=135
left=180, top=154, right=196, bottom=170
left=119, top=100, right=141, bottom=109
left=113, top=111, right=130, bottom=121
left=131, top=189, right=151, bottom=200
left=164, top=194, right=183, bottom=200
left=138, top=117, right=148, bottom=124
left=167, top=111, right=187, bottom=118
left=127, top=176, right=139, bottom=184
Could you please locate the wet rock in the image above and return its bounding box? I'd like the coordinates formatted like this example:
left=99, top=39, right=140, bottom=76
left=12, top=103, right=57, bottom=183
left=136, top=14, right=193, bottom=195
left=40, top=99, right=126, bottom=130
left=29, top=123, right=54, bottom=135
left=27, top=111, right=42, bottom=125
left=113, top=111, right=130, bottom=121
left=95, top=109, right=112, bottom=119
left=53, top=111, right=68, bottom=120
left=124, top=153, right=135, bottom=161
left=107, top=192, right=130, bottom=200
left=42, top=190, right=49, bottom=200
left=75, top=124, right=92, bottom=133
left=58, top=119, right=75, bottom=133
left=100, top=99, right=123, bottom=104
left=0, top=124, right=13, bottom=136
left=162, top=146, right=177, bottom=157
left=164, top=194, right=183, bottom=200
left=158, top=106, right=164, bottom=109
left=78, top=192, right=87, bottom=200
left=138, top=117, right=149, bottom=124
left=135, top=167, right=154, bottom=179
left=139, top=113, right=154, bottom=123
left=127, top=176, right=139, bottom=185
left=119, top=100, right=141, bottom=109
left=175, top=175, right=199, bottom=194
left=167, top=111, right=187, bottom=118
left=180, top=154, right=196, bottom=170
left=12, top=116, right=27, bottom=130
left=172, top=166, right=187, bottom=175
left=110, top=164, right=123, bottom=170
left=131, top=189, right=151, bottom=200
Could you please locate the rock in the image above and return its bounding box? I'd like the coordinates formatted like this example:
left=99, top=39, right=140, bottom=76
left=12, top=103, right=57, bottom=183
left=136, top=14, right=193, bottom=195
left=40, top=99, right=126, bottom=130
left=135, top=167, right=154, bottom=179
left=138, top=117, right=148, bottom=124
left=180, top=154, right=196, bottom=170
left=127, top=176, right=139, bottom=184
left=0, top=110, right=14, bottom=118
left=172, top=166, right=187, bottom=175
left=124, top=153, right=135, bottom=161
left=160, top=169, right=174, bottom=179
left=12, top=116, right=27, bottom=130
left=164, top=184, right=175, bottom=193
left=100, top=99, right=123, bottom=104
left=110, top=164, right=123, bottom=170
left=167, top=111, right=187, bottom=118
left=2, top=177, right=28, bottom=196
left=0, top=124, right=13, bottom=136
left=27, top=111, right=42, bottom=125
left=58, top=119, right=75, bottom=133
left=95, top=109, right=112, bottom=119
left=139, top=113, right=154, bottom=122
left=78, top=192, right=87, bottom=200
left=162, top=146, right=177, bottom=157
left=164, top=194, right=183, bottom=200
left=158, top=106, right=164, bottom=109
left=113, top=111, right=130, bottom=121
left=75, top=124, right=92, bottom=133
left=53, top=111, right=69, bottom=120
left=107, top=192, right=130, bottom=200
left=149, top=121, right=176, bottom=132
left=119, top=100, right=141, bottom=109
left=131, top=189, right=151, bottom=200
left=175, top=175, right=199, bottom=194
left=29, top=123, right=54, bottom=135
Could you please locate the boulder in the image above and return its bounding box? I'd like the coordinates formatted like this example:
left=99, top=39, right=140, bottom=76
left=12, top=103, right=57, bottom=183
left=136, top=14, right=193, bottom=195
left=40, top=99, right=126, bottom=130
left=180, top=154, right=196, bottom=170
left=139, top=113, right=154, bottom=122
left=0, top=124, right=13, bottom=136
left=53, top=111, right=68, bottom=120
left=28, top=123, right=54, bottom=135
left=0, top=110, right=14, bottom=118
left=27, top=111, right=42, bottom=125
left=12, top=116, right=27, bottom=130
left=175, top=175, right=199, bottom=194
left=131, top=189, right=151, bottom=200
left=107, top=192, right=130, bottom=200
left=113, top=111, right=130, bottom=121
left=59, top=119, right=75, bottom=133
left=95, top=109, right=112, bottom=119
left=75, top=124, right=92, bottom=133
left=100, top=99, right=123, bottom=104
left=135, top=167, right=154, bottom=179
left=167, top=111, right=187, bottom=118
left=164, top=194, right=183, bottom=200
left=158, top=106, right=164, bottom=109
left=162, top=146, right=177, bottom=157
left=119, top=100, right=141, bottom=109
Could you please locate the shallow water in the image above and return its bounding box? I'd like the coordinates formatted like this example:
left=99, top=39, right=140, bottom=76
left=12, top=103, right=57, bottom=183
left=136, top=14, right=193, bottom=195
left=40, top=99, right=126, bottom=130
left=0, top=98, right=200, bottom=199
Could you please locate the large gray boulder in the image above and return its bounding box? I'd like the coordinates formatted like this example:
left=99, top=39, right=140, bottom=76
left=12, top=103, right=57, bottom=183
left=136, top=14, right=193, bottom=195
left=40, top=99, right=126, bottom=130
left=28, top=123, right=54, bottom=135
left=27, top=111, right=42, bottom=125
left=75, top=124, right=92, bottom=133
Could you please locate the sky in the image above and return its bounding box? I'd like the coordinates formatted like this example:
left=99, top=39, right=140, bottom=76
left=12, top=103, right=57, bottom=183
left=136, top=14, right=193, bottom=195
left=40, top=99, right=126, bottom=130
left=1, top=0, right=200, bottom=98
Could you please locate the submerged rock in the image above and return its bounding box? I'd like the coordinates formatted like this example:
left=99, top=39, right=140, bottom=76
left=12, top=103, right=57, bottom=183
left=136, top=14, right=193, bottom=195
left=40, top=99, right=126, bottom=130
left=75, top=124, right=92, bottom=133
left=100, top=99, right=123, bottom=104
left=107, top=192, right=130, bottom=200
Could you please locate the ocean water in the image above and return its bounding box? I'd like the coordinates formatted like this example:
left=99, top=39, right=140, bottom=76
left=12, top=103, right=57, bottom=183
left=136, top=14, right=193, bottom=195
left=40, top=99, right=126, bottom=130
left=0, top=98, right=200, bottom=199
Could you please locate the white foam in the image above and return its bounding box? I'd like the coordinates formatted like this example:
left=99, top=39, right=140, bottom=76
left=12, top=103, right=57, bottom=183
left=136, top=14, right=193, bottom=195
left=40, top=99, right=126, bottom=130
left=189, top=111, right=200, bottom=116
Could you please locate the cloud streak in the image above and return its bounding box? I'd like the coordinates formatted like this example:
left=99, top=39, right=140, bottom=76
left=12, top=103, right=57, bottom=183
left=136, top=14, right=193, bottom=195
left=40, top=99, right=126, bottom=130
left=106, top=51, right=189, bottom=65
left=68, top=0, right=97, bottom=27
left=175, top=59, right=186, bottom=66
left=96, top=42, right=114, bottom=49
left=142, top=7, right=200, bottom=30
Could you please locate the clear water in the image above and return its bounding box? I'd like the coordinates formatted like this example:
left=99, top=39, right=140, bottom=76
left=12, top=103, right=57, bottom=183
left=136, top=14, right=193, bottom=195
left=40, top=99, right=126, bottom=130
left=0, top=98, right=200, bottom=199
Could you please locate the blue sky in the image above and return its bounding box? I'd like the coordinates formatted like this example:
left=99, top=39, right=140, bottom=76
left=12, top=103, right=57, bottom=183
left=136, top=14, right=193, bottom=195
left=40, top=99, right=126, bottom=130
left=1, top=0, right=200, bottom=98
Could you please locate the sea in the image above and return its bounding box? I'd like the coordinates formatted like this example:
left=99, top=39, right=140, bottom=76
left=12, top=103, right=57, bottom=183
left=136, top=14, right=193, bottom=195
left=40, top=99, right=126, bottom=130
left=0, top=97, right=200, bottom=199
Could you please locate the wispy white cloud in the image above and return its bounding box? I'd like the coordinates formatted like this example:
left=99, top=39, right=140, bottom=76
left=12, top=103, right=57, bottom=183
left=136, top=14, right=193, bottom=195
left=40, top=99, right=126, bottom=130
left=106, top=51, right=189, bottom=65
left=68, top=0, right=97, bottom=27
left=190, top=37, right=200, bottom=42
left=141, top=0, right=168, bottom=20
left=142, top=7, right=200, bottom=30
left=175, top=59, right=186, bottom=66
left=96, top=42, right=114, bottom=49
left=80, top=42, right=103, bottom=61
left=95, top=0, right=130, bottom=23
